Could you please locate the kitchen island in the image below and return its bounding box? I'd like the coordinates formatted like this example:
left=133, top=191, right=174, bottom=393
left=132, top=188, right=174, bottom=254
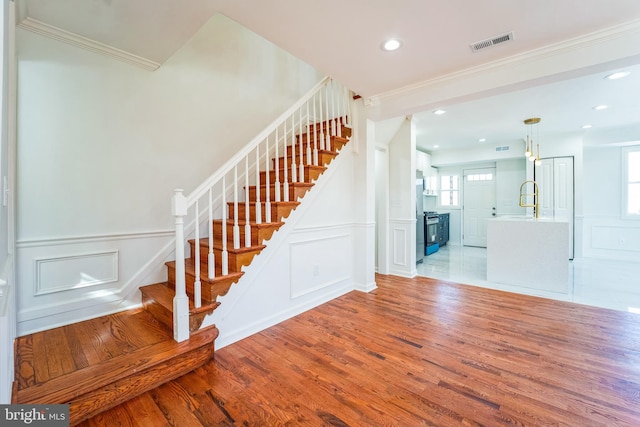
left=487, top=216, right=570, bottom=294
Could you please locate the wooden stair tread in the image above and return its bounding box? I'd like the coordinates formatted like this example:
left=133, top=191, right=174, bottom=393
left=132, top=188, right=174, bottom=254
left=277, top=148, right=339, bottom=157
left=165, top=259, right=247, bottom=281
left=248, top=182, right=314, bottom=190
left=14, top=310, right=218, bottom=405
left=140, top=283, right=221, bottom=316
left=188, top=238, right=267, bottom=254
left=212, top=219, right=286, bottom=228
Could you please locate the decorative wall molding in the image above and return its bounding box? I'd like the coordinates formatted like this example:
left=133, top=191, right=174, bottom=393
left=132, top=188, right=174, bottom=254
left=17, top=17, right=161, bottom=71
left=290, top=233, right=351, bottom=299
left=34, top=250, right=119, bottom=296
left=374, top=19, right=640, bottom=102
left=17, top=229, right=173, bottom=248
left=392, top=227, right=407, bottom=266
left=16, top=230, right=175, bottom=333
left=591, top=225, right=640, bottom=252
left=581, top=214, right=640, bottom=260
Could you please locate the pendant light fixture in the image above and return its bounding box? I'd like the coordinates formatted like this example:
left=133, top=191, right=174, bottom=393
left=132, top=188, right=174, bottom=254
left=524, top=117, right=541, bottom=166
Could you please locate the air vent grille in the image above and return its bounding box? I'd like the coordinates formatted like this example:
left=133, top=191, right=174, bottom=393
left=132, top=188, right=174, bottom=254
left=471, top=32, right=514, bottom=52
left=495, top=146, right=510, bottom=152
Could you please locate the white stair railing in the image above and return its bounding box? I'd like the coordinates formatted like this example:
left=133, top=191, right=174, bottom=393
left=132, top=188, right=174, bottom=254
left=171, top=76, right=352, bottom=342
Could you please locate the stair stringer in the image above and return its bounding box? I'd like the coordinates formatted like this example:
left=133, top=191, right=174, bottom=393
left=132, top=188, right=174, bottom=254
left=202, top=140, right=361, bottom=349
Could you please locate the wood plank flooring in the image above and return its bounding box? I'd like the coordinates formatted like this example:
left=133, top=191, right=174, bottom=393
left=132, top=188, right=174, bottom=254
left=13, top=308, right=218, bottom=425
left=77, top=274, right=640, bottom=426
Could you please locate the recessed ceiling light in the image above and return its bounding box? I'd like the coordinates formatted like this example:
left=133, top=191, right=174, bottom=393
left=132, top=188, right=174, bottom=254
left=478, top=138, right=487, bottom=142
left=381, top=39, right=402, bottom=51
left=433, top=145, right=439, bottom=149
left=606, top=71, right=630, bottom=80
left=581, top=124, right=593, bottom=129
left=593, top=105, right=608, bottom=110
left=433, top=109, right=446, bottom=115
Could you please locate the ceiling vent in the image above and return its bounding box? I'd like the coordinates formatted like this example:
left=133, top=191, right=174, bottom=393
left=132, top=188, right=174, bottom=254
left=470, top=32, right=514, bottom=52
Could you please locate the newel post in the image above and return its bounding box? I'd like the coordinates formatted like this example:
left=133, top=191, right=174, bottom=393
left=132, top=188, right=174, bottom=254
left=172, top=189, right=190, bottom=342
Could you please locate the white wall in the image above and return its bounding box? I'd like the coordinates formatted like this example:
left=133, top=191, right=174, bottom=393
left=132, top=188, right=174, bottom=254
left=387, top=117, right=417, bottom=277
left=15, top=14, right=324, bottom=334
left=496, top=158, right=527, bottom=216
left=0, top=0, right=16, bottom=404
left=210, top=129, right=373, bottom=348
left=582, top=143, right=640, bottom=261
left=431, top=141, right=525, bottom=167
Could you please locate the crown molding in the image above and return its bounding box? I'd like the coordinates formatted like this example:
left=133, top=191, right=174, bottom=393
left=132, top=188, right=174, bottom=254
left=17, top=17, right=161, bottom=71
left=367, top=18, right=640, bottom=114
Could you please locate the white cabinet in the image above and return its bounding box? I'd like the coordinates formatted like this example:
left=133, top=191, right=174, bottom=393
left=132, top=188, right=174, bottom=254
left=416, top=150, right=429, bottom=174
left=416, top=150, right=437, bottom=195
left=424, top=167, right=437, bottom=195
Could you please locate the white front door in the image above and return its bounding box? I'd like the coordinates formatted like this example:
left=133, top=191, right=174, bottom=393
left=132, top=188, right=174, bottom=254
left=463, top=168, right=496, bottom=247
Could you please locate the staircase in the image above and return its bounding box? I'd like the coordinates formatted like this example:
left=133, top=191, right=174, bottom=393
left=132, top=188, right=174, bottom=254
left=13, top=77, right=352, bottom=425
left=139, top=120, right=351, bottom=337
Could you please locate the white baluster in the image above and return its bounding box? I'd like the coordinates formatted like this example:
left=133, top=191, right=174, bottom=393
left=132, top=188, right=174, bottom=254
left=298, top=107, right=304, bottom=182
left=208, top=188, right=214, bottom=279
left=346, top=86, right=352, bottom=129
left=193, top=200, right=201, bottom=309
left=331, top=80, right=338, bottom=136
left=254, top=144, right=262, bottom=224
left=343, top=84, right=350, bottom=132
left=306, top=100, right=312, bottom=166
left=283, top=119, right=289, bottom=202
left=264, top=137, right=272, bottom=223
left=290, top=115, right=297, bottom=183
left=245, top=156, right=252, bottom=247
left=313, top=95, right=319, bottom=165
left=274, top=127, right=281, bottom=202
left=325, top=83, right=331, bottom=151
left=221, top=176, right=229, bottom=276
left=233, top=165, right=240, bottom=249
left=318, top=90, right=325, bottom=151
left=172, top=189, right=189, bottom=342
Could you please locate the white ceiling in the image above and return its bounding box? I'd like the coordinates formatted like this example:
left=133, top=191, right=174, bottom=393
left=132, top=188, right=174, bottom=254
left=18, top=0, right=640, bottom=153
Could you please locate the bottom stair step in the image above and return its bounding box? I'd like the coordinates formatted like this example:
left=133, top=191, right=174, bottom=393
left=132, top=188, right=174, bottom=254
left=13, top=309, right=218, bottom=426
left=141, top=282, right=222, bottom=332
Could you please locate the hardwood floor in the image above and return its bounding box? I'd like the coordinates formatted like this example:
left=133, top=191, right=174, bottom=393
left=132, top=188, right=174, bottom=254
left=78, top=274, right=640, bottom=426
left=13, top=308, right=217, bottom=425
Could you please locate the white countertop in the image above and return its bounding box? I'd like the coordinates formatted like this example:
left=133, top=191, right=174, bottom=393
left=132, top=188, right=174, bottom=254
left=491, top=216, right=568, bottom=223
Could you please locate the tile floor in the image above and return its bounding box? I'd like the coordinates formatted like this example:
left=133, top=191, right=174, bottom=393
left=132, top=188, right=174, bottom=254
left=416, top=244, right=640, bottom=314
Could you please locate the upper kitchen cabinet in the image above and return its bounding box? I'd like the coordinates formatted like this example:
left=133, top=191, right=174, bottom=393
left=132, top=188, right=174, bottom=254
left=416, top=150, right=430, bottom=175
left=417, top=150, right=438, bottom=195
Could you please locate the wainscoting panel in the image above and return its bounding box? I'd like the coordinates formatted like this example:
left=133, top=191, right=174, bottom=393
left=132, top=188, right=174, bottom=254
left=389, top=218, right=415, bottom=277
left=582, top=215, right=640, bottom=261
left=290, top=233, right=351, bottom=299
left=16, top=230, right=174, bottom=335
left=34, top=251, right=118, bottom=295
left=393, top=228, right=407, bottom=266
left=592, top=226, right=640, bottom=251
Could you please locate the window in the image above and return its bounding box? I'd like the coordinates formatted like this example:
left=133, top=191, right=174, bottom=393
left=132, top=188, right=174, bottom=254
left=623, top=146, right=640, bottom=218
left=440, top=175, right=459, bottom=207
left=466, top=172, right=494, bottom=182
